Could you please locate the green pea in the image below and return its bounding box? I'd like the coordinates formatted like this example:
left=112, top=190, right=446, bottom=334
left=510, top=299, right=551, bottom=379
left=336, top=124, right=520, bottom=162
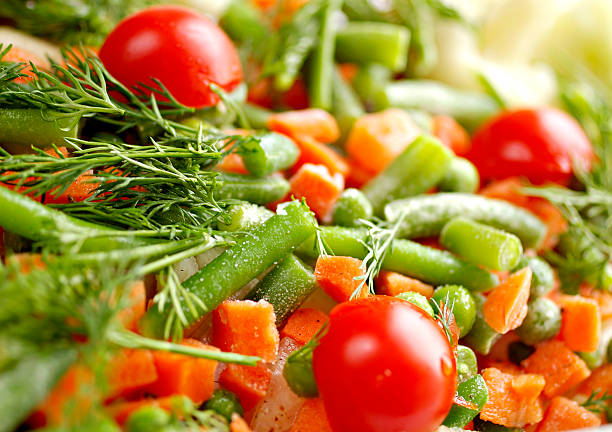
left=515, top=297, right=561, bottom=345
left=508, top=341, right=535, bottom=366
left=396, top=291, right=434, bottom=317
left=205, top=389, right=244, bottom=421
left=579, top=349, right=605, bottom=370
left=332, top=188, right=373, bottom=227
left=126, top=406, right=170, bottom=432
left=456, top=345, right=478, bottom=384
left=513, top=256, right=554, bottom=297
left=283, top=345, right=318, bottom=397
left=432, top=285, right=476, bottom=337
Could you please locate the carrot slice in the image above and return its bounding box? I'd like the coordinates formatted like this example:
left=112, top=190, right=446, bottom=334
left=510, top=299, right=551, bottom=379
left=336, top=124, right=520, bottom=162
left=280, top=308, right=329, bottom=346
left=483, top=268, right=532, bottom=334
left=219, top=364, right=271, bottom=411
left=106, top=349, right=157, bottom=400
left=230, top=413, right=253, bottom=432
left=3, top=46, right=46, bottom=83
left=580, top=285, right=612, bottom=320
left=314, top=255, right=369, bottom=303
left=289, top=398, right=333, bottom=432
left=289, top=163, right=344, bottom=219
left=535, top=396, right=601, bottom=432
left=345, top=158, right=375, bottom=188
left=579, top=363, right=612, bottom=398
left=432, top=115, right=471, bottom=156
left=291, top=134, right=349, bottom=177
left=559, top=295, right=601, bottom=353
left=375, top=270, right=434, bottom=298
left=521, top=340, right=591, bottom=398
left=267, top=109, right=339, bottom=143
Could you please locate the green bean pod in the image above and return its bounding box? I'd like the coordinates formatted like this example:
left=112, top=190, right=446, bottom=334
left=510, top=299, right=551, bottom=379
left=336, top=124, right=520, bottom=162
left=362, top=135, right=454, bottom=215
left=216, top=202, right=273, bottom=232
left=331, top=67, right=365, bottom=144
left=219, top=0, right=268, bottom=45
left=463, top=293, right=501, bottom=355
left=246, top=254, right=317, bottom=325
left=331, top=188, right=373, bottom=227
left=352, top=63, right=392, bottom=111
left=438, top=157, right=479, bottom=193
left=243, top=103, right=272, bottom=130
left=514, top=297, right=561, bottom=345
left=239, top=133, right=299, bottom=177
left=432, top=285, right=476, bottom=337
left=283, top=344, right=318, bottom=398
left=385, top=193, right=547, bottom=249
left=443, top=374, right=488, bottom=428
left=456, top=345, right=478, bottom=384
left=396, top=291, right=434, bottom=317
left=214, top=173, right=290, bottom=204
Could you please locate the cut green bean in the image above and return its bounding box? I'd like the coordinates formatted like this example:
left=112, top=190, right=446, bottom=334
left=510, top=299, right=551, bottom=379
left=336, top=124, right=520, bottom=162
left=140, top=201, right=317, bottom=338
left=432, top=285, right=476, bottom=337
left=331, top=188, right=373, bottom=227
left=508, top=341, right=535, bottom=365
left=463, top=293, right=501, bottom=355
left=0, top=108, right=79, bottom=153
left=362, top=135, right=453, bottom=215
left=332, top=66, right=365, bottom=144
left=215, top=173, right=290, bottom=204
left=246, top=254, right=317, bottom=325
left=385, top=193, right=547, bottom=249
left=239, top=132, right=299, bottom=177
left=297, top=226, right=499, bottom=291
left=438, top=157, right=479, bottom=193
left=126, top=406, right=171, bottom=432
left=456, top=345, right=478, bottom=384
left=514, top=297, right=561, bottom=345
left=396, top=291, right=434, bottom=317
left=335, top=22, right=410, bottom=71
left=579, top=349, right=605, bottom=370
left=243, top=103, right=272, bottom=129
left=219, top=0, right=268, bottom=45
left=443, top=374, right=488, bottom=428
left=352, top=63, right=392, bottom=111
left=382, top=80, right=499, bottom=129
left=440, top=217, right=523, bottom=271
left=513, top=256, right=555, bottom=298
left=216, top=202, right=273, bottom=232
left=284, top=342, right=318, bottom=397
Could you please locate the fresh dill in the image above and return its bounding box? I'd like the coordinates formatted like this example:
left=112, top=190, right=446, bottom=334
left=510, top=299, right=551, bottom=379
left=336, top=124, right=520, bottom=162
left=581, top=389, right=612, bottom=414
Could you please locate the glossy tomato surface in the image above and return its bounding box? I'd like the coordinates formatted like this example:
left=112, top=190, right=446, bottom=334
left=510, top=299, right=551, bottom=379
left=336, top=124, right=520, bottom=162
left=99, top=6, right=242, bottom=108
left=313, top=296, right=456, bottom=432
left=466, top=108, right=594, bottom=184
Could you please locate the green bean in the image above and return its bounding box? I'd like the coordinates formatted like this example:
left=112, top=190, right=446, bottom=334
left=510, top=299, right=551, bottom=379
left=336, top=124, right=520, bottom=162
left=204, top=389, right=244, bottom=421
left=513, top=256, right=555, bottom=298
left=433, top=285, right=476, bottom=337
left=331, top=188, right=373, bottom=227
left=463, top=293, right=501, bottom=355
left=438, top=157, right=479, bottom=193
left=456, top=345, right=478, bottom=384
left=283, top=344, right=318, bottom=397
left=297, top=226, right=499, bottom=291
left=308, top=0, right=341, bottom=110
left=126, top=406, right=171, bottom=432
left=396, top=291, right=434, bottom=317
left=443, top=375, right=488, bottom=428
left=508, top=341, right=535, bottom=365
left=219, top=0, right=268, bottom=45
left=239, top=132, right=299, bottom=177
left=215, top=173, right=290, bottom=205
left=216, top=202, right=273, bottom=232
left=246, top=254, right=317, bottom=325
left=515, top=297, right=561, bottom=345
left=382, top=80, right=499, bottom=129
left=352, top=63, right=392, bottom=111
left=440, top=218, right=523, bottom=271
left=362, top=135, right=453, bottom=215
left=332, top=67, right=365, bottom=144
left=335, top=22, right=411, bottom=71
left=385, top=193, right=547, bottom=249
left=139, top=201, right=317, bottom=338
left=243, top=103, right=272, bottom=130
left=0, top=109, right=79, bottom=153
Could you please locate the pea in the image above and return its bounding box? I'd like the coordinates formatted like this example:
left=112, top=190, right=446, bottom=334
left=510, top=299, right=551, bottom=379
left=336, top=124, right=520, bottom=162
left=125, top=406, right=170, bottom=432
left=508, top=341, right=535, bottom=366
left=513, top=256, right=554, bottom=297
left=432, top=285, right=476, bottom=337
left=332, top=188, right=373, bottom=227
left=283, top=345, right=318, bottom=397
left=204, top=389, right=244, bottom=421
left=456, top=345, right=478, bottom=384
left=396, top=291, right=434, bottom=317
left=514, top=297, right=561, bottom=345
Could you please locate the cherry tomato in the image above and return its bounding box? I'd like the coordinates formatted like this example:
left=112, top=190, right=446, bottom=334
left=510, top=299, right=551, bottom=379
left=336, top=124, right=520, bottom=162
left=313, top=296, right=456, bottom=432
left=466, top=108, right=594, bottom=184
left=99, top=6, right=243, bottom=108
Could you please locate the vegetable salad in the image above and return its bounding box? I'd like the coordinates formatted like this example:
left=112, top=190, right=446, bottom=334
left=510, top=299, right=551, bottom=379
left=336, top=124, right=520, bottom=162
left=1, top=0, right=612, bottom=431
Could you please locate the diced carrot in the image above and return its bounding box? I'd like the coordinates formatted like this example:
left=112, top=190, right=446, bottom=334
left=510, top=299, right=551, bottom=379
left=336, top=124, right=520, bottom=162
left=280, top=308, right=329, bottom=346
left=3, top=46, right=46, bottom=83
left=230, top=413, right=253, bottom=432
left=479, top=178, right=530, bottom=208
left=485, top=333, right=520, bottom=364
left=291, top=134, right=349, bottom=177
left=289, top=163, right=344, bottom=219
left=558, top=295, right=601, bottom=353
left=212, top=299, right=279, bottom=362
left=217, top=152, right=249, bottom=174
left=106, top=396, right=178, bottom=425
left=479, top=367, right=545, bottom=428
left=579, top=363, right=612, bottom=398
left=146, top=339, right=218, bottom=404
left=338, top=63, right=358, bottom=83
left=117, top=281, right=146, bottom=332
left=314, top=256, right=369, bottom=303
left=219, top=364, right=271, bottom=411
left=535, top=396, right=601, bottom=432
left=527, top=198, right=567, bottom=251
left=432, top=115, right=471, bottom=156
left=252, top=0, right=277, bottom=10
left=345, top=109, right=420, bottom=176
left=8, top=253, right=46, bottom=274
left=289, top=398, right=333, bottom=432
left=345, top=158, right=375, bottom=188
left=45, top=172, right=99, bottom=204
left=580, top=285, right=612, bottom=320
left=267, top=109, right=339, bottom=143
left=483, top=268, right=532, bottom=334
left=375, top=270, right=434, bottom=298
left=521, top=340, right=591, bottom=398
left=106, top=349, right=157, bottom=400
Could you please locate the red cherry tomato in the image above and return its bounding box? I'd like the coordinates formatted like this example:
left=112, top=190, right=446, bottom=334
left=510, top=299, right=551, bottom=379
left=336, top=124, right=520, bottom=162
left=466, top=108, right=594, bottom=184
left=99, top=6, right=242, bottom=108
left=313, top=296, right=456, bottom=432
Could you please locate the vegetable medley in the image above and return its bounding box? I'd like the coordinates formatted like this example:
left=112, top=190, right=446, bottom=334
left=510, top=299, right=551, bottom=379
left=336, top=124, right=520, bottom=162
left=1, top=0, right=612, bottom=431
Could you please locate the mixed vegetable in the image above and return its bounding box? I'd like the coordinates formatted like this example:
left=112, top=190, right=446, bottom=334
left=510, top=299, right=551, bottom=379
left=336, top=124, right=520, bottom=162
left=1, top=0, right=612, bottom=431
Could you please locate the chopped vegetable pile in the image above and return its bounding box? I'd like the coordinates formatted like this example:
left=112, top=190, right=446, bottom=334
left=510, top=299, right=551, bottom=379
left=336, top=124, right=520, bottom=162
left=1, top=0, right=612, bottom=431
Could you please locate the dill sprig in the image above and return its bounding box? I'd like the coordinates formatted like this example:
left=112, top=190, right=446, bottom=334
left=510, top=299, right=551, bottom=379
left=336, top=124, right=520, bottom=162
left=429, top=298, right=456, bottom=347
left=581, top=389, right=612, bottom=414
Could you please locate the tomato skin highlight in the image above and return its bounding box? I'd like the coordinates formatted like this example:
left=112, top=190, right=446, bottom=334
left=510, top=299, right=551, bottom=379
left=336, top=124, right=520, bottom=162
left=99, top=6, right=243, bottom=108
left=467, top=108, right=594, bottom=184
left=313, top=296, right=456, bottom=432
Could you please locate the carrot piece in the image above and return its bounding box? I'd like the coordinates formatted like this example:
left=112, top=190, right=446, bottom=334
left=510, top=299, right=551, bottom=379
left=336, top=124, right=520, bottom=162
left=267, top=109, right=339, bottom=143
left=219, top=364, right=272, bottom=411
left=527, top=198, right=568, bottom=250
left=106, top=349, right=157, bottom=400
left=217, top=152, right=249, bottom=174
left=289, top=163, right=344, bottom=219
left=345, top=109, right=420, bottom=176
left=432, top=115, right=471, bottom=156
left=338, top=63, right=358, bottom=83
left=106, top=396, right=178, bottom=425
left=479, top=367, right=545, bottom=428
left=3, top=46, right=46, bottom=83
left=345, top=158, right=375, bottom=188
left=291, top=134, right=349, bottom=177
left=579, top=363, right=612, bottom=398
left=558, top=295, right=601, bottom=353
left=230, top=413, right=253, bottom=432
left=483, top=268, right=532, bottom=334
left=375, top=270, right=434, bottom=298
left=521, top=340, right=591, bottom=398
left=280, top=308, right=329, bottom=346
left=212, top=299, right=279, bottom=362
left=146, top=339, right=219, bottom=404
left=535, top=396, right=601, bottom=432
left=289, top=398, right=333, bottom=432
left=480, top=178, right=530, bottom=208
left=314, top=255, right=369, bottom=303
left=580, top=285, right=612, bottom=320
left=116, top=281, right=146, bottom=332
left=8, top=253, right=46, bottom=274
